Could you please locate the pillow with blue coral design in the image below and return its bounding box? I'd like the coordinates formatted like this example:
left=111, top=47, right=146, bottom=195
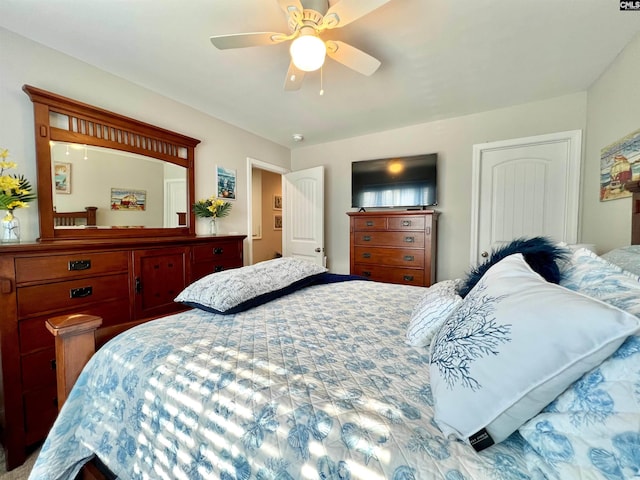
left=519, top=335, right=640, bottom=480
left=458, top=236, right=569, bottom=298
left=430, top=254, right=639, bottom=452
left=560, top=247, right=640, bottom=317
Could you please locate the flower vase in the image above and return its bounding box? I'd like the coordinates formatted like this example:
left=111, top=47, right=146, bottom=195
left=1, top=211, right=20, bottom=243
left=209, top=218, right=218, bottom=235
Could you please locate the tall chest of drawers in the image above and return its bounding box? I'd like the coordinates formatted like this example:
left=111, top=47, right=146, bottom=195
left=347, top=211, right=438, bottom=287
left=0, top=235, right=245, bottom=470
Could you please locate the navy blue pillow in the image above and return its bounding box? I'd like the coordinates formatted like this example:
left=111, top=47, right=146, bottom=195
left=459, top=237, right=569, bottom=298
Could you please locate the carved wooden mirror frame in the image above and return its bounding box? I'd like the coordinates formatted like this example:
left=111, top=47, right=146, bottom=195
left=23, top=84, right=199, bottom=241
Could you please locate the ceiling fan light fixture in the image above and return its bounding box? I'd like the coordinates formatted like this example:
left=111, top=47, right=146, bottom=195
left=290, top=34, right=326, bottom=72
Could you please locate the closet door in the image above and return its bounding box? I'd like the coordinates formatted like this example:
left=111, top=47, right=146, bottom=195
left=470, top=130, right=582, bottom=264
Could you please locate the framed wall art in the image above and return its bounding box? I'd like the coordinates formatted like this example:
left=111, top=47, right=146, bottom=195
left=110, top=188, right=147, bottom=211
left=273, top=214, right=282, bottom=230
left=600, top=127, right=640, bottom=201
left=54, top=162, right=71, bottom=194
left=217, top=166, right=237, bottom=199
left=273, top=194, right=282, bottom=210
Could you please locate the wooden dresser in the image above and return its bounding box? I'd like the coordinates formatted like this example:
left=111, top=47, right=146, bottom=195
left=347, top=210, right=438, bottom=287
left=0, top=235, right=245, bottom=470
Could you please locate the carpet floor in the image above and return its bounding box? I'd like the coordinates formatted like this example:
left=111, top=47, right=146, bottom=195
left=0, top=448, right=38, bottom=480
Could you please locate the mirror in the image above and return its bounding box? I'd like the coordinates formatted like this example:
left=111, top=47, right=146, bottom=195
left=23, top=84, right=200, bottom=241
left=51, top=142, right=187, bottom=229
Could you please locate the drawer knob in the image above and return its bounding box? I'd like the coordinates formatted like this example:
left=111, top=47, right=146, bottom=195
left=362, top=271, right=371, bottom=277
left=402, top=220, right=411, bottom=227
left=403, top=275, right=414, bottom=282
left=362, top=253, right=371, bottom=259
left=68, top=259, right=91, bottom=271
left=214, top=265, right=224, bottom=272
left=366, top=221, right=374, bottom=227
left=70, top=286, right=93, bottom=298
left=213, top=247, right=224, bottom=255
left=403, top=255, right=415, bottom=262
left=404, top=236, right=415, bottom=243
left=363, top=235, right=371, bottom=241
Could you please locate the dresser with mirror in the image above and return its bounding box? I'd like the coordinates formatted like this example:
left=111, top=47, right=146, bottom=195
left=0, top=86, right=246, bottom=470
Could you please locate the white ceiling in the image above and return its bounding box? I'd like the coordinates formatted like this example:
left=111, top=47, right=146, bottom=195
left=1, top=0, right=639, bottom=149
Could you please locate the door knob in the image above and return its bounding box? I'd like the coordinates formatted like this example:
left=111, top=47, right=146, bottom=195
left=481, top=251, right=489, bottom=258
left=315, top=247, right=321, bottom=252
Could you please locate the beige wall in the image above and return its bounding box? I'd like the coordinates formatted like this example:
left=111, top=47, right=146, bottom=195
left=4, top=26, right=638, bottom=278
left=252, top=170, right=283, bottom=263
left=292, top=93, right=587, bottom=280
left=583, top=32, right=640, bottom=253
left=0, top=27, right=290, bottom=245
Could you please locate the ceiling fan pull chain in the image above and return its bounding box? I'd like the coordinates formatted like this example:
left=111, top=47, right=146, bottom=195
left=319, top=65, right=325, bottom=96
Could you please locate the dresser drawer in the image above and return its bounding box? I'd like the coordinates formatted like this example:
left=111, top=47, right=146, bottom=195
left=19, top=298, right=131, bottom=353
left=387, top=216, right=426, bottom=231
left=192, top=241, right=243, bottom=263
left=15, top=251, right=129, bottom=284
left=192, top=262, right=241, bottom=282
left=21, top=347, right=56, bottom=391
left=353, top=217, right=387, bottom=231
left=353, top=264, right=425, bottom=286
left=353, top=231, right=425, bottom=248
left=353, top=246, right=425, bottom=267
left=17, top=273, right=129, bottom=318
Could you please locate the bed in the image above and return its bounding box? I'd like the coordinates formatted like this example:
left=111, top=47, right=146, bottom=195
left=29, top=189, right=640, bottom=480
left=53, top=206, right=98, bottom=227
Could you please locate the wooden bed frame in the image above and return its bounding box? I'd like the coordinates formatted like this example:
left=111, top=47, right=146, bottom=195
left=38, top=186, right=640, bottom=478
left=53, top=206, right=97, bottom=227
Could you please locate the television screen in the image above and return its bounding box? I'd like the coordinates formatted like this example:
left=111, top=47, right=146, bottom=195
left=351, top=154, right=437, bottom=208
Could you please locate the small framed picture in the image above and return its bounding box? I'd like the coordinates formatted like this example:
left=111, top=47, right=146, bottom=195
left=110, top=188, right=147, bottom=211
left=273, top=194, right=282, bottom=210
left=217, top=166, right=237, bottom=199
left=54, top=162, right=71, bottom=194
left=273, top=214, right=282, bottom=230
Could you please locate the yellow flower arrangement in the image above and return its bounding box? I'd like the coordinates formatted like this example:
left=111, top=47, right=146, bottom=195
left=192, top=196, right=232, bottom=219
left=0, top=148, right=36, bottom=221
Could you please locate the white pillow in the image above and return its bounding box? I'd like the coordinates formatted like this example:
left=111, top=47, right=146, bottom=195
left=429, top=254, right=640, bottom=451
left=175, top=257, right=327, bottom=314
left=406, top=279, right=462, bottom=347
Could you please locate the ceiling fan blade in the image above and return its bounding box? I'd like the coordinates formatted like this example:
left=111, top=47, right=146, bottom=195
left=278, top=0, right=304, bottom=16
left=210, top=32, right=290, bottom=50
left=323, top=0, right=392, bottom=29
left=284, top=62, right=305, bottom=91
left=326, top=40, right=381, bottom=76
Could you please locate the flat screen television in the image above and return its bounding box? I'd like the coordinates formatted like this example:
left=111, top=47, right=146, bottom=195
left=351, top=153, right=438, bottom=209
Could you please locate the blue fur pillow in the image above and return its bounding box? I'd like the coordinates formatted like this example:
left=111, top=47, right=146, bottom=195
left=458, top=237, right=569, bottom=297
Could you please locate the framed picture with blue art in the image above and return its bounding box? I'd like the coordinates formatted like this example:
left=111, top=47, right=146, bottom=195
left=217, top=166, right=236, bottom=200
left=54, top=162, right=71, bottom=194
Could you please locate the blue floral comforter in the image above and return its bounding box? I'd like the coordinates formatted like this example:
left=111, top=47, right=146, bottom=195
left=30, top=280, right=541, bottom=480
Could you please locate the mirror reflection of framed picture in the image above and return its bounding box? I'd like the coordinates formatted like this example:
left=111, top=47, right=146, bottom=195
left=273, top=194, right=282, bottom=210
left=54, top=162, right=71, bottom=194
left=273, top=214, right=282, bottom=230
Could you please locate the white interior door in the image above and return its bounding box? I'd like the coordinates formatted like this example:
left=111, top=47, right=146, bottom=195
left=470, top=130, right=582, bottom=264
left=283, top=166, right=325, bottom=266
left=164, top=179, right=187, bottom=227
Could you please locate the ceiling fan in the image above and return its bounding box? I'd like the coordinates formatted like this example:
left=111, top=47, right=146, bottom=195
left=210, top=0, right=392, bottom=91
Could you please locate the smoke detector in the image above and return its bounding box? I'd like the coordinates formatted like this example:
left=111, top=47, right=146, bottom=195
left=292, top=134, right=304, bottom=142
